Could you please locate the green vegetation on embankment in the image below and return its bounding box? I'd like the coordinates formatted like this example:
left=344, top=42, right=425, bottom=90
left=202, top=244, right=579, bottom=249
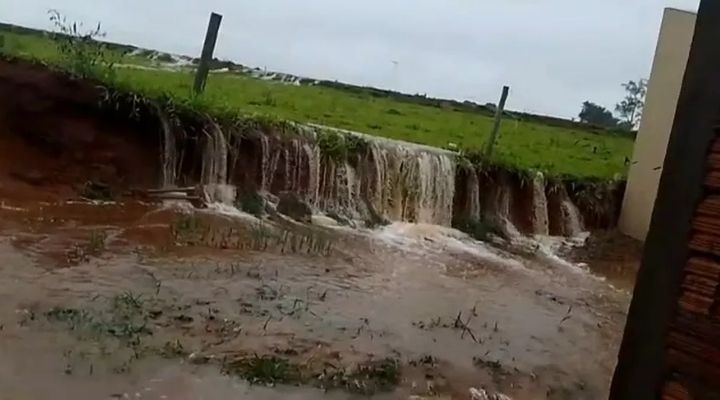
left=0, top=22, right=634, bottom=180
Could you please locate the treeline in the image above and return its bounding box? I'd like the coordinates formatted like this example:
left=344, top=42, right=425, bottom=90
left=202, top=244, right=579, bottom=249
left=579, top=80, right=647, bottom=136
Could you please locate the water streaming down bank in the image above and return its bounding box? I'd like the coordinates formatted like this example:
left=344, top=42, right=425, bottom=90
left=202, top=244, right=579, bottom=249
left=156, top=107, right=177, bottom=188
left=558, top=188, right=586, bottom=237
left=530, top=174, right=550, bottom=236
left=362, top=140, right=456, bottom=225
left=157, top=119, right=618, bottom=237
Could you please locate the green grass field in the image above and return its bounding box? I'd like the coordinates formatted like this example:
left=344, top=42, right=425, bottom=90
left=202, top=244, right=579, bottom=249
left=0, top=26, right=635, bottom=180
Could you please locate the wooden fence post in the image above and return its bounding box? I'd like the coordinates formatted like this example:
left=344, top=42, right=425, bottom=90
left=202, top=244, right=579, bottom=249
left=484, top=85, right=510, bottom=157
left=193, top=12, right=223, bottom=95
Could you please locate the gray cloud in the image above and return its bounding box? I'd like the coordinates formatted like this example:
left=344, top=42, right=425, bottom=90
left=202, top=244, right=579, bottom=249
left=2, top=0, right=700, bottom=118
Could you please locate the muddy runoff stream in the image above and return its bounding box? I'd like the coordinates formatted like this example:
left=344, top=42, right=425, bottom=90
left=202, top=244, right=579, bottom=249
left=0, top=199, right=632, bottom=400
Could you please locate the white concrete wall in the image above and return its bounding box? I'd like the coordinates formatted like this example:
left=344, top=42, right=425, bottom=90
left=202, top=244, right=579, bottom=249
left=619, top=8, right=696, bottom=241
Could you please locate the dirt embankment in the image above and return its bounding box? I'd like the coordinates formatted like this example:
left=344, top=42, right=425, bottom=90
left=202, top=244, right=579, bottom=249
left=0, top=58, right=624, bottom=236
left=0, top=59, right=159, bottom=203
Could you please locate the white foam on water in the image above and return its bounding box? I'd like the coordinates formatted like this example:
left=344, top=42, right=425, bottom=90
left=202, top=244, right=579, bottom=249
left=159, top=200, right=196, bottom=213
left=374, top=222, right=526, bottom=271
left=531, top=234, right=604, bottom=278
left=0, top=202, right=27, bottom=212
left=202, top=184, right=236, bottom=205
left=65, top=200, right=118, bottom=206
left=152, top=197, right=260, bottom=224
left=203, top=203, right=261, bottom=223
left=311, top=215, right=339, bottom=227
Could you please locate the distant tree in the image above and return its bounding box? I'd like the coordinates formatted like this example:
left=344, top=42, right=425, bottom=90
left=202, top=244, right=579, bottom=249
left=578, top=101, right=619, bottom=128
left=615, top=79, right=648, bottom=129
left=616, top=121, right=635, bottom=131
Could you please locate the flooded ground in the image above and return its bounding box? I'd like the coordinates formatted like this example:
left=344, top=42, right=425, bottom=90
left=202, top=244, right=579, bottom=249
left=0, top=199, right=637, bottom=400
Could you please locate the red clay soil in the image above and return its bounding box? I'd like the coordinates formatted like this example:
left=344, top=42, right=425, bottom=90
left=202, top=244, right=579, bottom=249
left=560, top=230, right=643, bottom=290
left=508, top=174, right=536, bottom=234
left=0, top=58, right=160, bottom=204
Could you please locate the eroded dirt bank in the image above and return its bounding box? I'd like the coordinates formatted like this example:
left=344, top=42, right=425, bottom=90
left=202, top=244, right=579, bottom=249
left=0, top=58, right=641, bottom=399
left=0, top=58, right=623, bottom=235
left=0, top=59, right=159, bottom=203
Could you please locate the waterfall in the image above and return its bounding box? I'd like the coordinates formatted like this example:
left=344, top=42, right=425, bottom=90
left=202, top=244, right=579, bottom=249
left=304, top=143, right=321, bottom=205
left=467, top=169, right=481, bottom=221
left=200, top=122, right=233, bottom=205
left=531, top=173, right=550, bottom=235
left=365, top=143, right=397, bottom=220
left=560, top=195, right=585, bottom=237
left=415, top=152, right=455, bottom=225
left=287, top=140, right=301, bottom=192
left=201, top=122, right=228, bottom=185
left=156, top=107, right=177, bottom=188
left=362, top=140, right=455, bottom=225
left=487, top=176, right=521, bottom=239
left=366, top=141, right=387, bottom=215
left=333, top=161, right=362, bottom=218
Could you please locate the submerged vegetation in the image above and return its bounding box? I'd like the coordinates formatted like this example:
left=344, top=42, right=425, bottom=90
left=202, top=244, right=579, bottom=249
left=0, top=20, right=634, bottom=179
left=42, top=291, right=401, bottom=394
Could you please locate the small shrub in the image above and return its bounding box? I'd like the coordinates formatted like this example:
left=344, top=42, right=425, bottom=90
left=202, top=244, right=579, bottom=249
left=80, top=180, right=113, bottom=201
left=345, top=134, right=369, bottom=157
left=173, top=215, right=203, bottom=241
left=237, top=191, right=265, bottom=217
left=262, top=90, right=277, bottom=107
left=112, top=291, right=144, bottom=314
left=48, top=9, right=115, bottom=81
left=45, top=307, right=93, bottom=328
left=317, top=130, right=347, bottom=161
left=160, top=339, right=188, bottom=358
left=454, top=218, right=500, bottom=242
left=87, top=231, right=107, bottom=254
left=461, top=149, right=486, bottom=166
left=224, top=355, right=301, bottom=385
left=345, top=358, right=400, bottom=394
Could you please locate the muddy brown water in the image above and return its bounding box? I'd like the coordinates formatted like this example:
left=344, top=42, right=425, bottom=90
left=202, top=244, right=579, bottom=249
left=0, top=200, right=633, bottom=400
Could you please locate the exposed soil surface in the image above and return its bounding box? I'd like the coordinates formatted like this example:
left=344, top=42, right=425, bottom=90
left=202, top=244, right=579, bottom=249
left=559, top=231, right=643, bottom=292
left=0, top=58, right=159, bottom=204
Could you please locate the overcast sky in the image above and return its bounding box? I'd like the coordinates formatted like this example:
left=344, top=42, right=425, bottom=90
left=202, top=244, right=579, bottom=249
left=2, top=0, right=701, bottom=118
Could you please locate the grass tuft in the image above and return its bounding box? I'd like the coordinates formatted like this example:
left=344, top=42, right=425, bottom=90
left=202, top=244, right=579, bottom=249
left=223, top=355, right=301, bottom=385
